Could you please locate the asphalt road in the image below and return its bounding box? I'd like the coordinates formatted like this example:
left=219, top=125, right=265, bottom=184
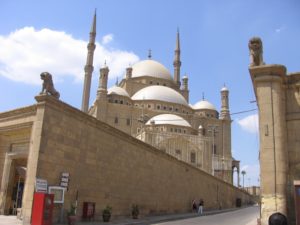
left=152, top=206, right=259, bottom=225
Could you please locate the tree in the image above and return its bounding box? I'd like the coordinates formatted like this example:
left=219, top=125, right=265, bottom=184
left=241, top=170, right=246, bottom=188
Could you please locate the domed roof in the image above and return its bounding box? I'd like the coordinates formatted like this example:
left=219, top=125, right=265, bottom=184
left=131, top=59, right=173, bottom=80
left=107, top=86, right=130, bottom=98
left=221, top=86, right=229, bottom=91
left=132, top=86, right=189, bottom=107
left=146, top=114, right=191, bottom=127
left=193, top=100, right=216, bottom=111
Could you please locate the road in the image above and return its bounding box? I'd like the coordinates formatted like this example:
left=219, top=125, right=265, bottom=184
left=152, top=206, right=259, bottom=225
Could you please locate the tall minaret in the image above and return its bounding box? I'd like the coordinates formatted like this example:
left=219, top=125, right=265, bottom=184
left=81, top=10, right=97, bottom=113
left=173, top=29, right=181, bottom=87
left=220, top=85, right=231, bottom=120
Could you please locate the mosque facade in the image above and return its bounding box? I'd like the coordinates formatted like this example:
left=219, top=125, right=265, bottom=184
left=82, top=13, right=239, bottom=184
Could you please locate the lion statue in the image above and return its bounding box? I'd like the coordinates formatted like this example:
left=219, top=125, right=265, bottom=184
left=40, top=72, right=60, bottom=99
left=248, top=37, right=265, bottom=67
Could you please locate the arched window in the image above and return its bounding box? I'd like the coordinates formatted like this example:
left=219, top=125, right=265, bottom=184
left=190, top=152, right=196, bottom=163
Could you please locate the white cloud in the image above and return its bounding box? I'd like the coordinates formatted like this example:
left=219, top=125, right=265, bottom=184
left=102, top=34, right=113, bottom=45
left=236, top=114, right=258, bottom=134
left=0, top=27, right=139, bottom=85
left=275, top=26, right=285, bottom=33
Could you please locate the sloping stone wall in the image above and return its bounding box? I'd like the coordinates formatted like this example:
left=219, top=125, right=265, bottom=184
left=11, top=96, right=251, bottom=223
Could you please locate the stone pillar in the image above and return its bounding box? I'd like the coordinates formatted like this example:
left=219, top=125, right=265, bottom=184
left=0, top=154, right=12, bottom=214
left=21, top=95, right=47, bottom=225
left=249, top=65, right=288, bottom=225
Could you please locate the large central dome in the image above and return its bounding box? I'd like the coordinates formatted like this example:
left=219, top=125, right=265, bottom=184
left=131, top=59, right=173, bottom=80
left=132, top=86, right=189, bottom=107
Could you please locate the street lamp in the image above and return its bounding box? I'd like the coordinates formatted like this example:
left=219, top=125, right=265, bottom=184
left=241, top=170, right=246, bottom=188
left=208, top=125, right=218, bottom=176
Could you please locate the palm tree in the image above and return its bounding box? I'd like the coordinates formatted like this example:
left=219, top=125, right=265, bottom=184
left=241, top=170, right=246, bottom=188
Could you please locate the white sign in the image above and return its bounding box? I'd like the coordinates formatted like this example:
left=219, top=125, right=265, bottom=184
left=60, top=182, right=68, bottom=187
left=60, top=172, right=70, bottom=189
left=62, top=172, right=69, bottom=177
left=35, top=178, right=48, bottom=193
left=48, top=186, right=66, bottom=203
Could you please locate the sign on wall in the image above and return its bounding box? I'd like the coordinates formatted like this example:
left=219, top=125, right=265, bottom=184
left=60, top=172, right=70, bottom=189
left=35, top=178, right=48, bottom=193
left=48, top=186, right=66, bottom=204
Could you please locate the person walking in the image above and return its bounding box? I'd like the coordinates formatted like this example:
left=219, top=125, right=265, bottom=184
left=192, top=199, right=197, bottom=212
left=198, top=199, right=204, bottom=215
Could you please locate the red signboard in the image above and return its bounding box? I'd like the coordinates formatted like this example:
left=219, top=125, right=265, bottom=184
left=31, top=193, right=54, bottom=225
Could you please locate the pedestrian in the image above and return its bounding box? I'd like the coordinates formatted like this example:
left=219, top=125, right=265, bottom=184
left=192, top=199, right=197, bottom=212
left=198, top=199, right=204, bottom=215
left=268, top=212, right=288, bottom=225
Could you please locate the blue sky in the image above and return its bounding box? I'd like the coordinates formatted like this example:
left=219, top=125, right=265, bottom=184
left=1, top=0, right=299, bottom=187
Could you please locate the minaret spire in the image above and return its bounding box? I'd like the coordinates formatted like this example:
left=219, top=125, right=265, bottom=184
left=81, top=10, right=97, bottom=113
left=173, top=29, right=181, bottom=86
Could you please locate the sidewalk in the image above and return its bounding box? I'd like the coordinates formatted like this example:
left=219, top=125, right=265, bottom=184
left=55, top=207, right=240, bottom=225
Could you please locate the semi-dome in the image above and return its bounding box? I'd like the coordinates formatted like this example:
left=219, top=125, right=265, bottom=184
left=132, top=86, right=189, bottom=107
left=193, top=100, right=216, bottom=111
left=107, top=86, right=130, bottom=98
left=146, top=114, right=191, bottom=127
left=131, top=59, right=173, bottom=80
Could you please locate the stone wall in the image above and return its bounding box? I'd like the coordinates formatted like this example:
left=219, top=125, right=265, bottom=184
left=33, top=96, right=252, bottom=222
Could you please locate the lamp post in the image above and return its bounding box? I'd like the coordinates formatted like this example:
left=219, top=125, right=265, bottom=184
left=208, top=125, right=218, bottom=176
left=241, top=170, right=246, bottom=189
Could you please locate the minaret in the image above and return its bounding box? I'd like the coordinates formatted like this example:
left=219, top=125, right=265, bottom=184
left=97, top=63, right=109, bottom=99
left=173, top=29, right=181, bottom=87
left=95, top=63, right=109, bottom=121
left=181, top=75, right=189, bottom=102
left=125, top=66, right=132, bottom=80
left=81, top=10, right=97, bottom=113
left=220, top=85, right=231, bottom=120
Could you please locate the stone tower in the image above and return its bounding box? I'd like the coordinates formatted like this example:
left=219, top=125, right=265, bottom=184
left=81, top=11, right=97, bottom=113
left=173, top=30, right=181, bottom=87
left=248, top=37, right=288, bottom=225
left=220, top=86, right=231, bottom=120
left=181, top=75, right=189, bottom=103
left=220, top=86, right=232, bottom=183
left=95, top=64, right=109, bottom=121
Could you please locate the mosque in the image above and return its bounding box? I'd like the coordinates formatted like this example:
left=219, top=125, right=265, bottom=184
left=82, top=12, right=239, bottom=184
left=0, top=12, right=255, bottom=224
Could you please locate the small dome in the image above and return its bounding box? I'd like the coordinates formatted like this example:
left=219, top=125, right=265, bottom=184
left=193, top=100, right=216, bottom=111
left=131, top=59, right=173, bottom=80
left=132, top=86, right=189, bottom=107
left=145, top=114, right=191, bottom=127
left=107, top=86, right=130, bottom=98
left=198, top=125, right=203, bottom=129
left=221, top=86, right=229, bottom=91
